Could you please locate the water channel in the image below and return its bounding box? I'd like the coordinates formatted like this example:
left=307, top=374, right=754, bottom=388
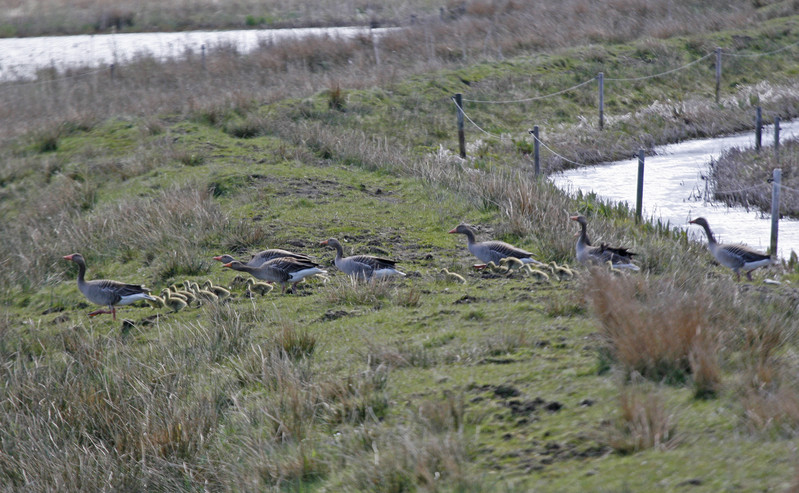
left=550, top=121, right=799, bottom=258
left=0, top=26, right=389, bottom=80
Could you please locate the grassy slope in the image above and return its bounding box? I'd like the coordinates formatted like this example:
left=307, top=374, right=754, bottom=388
left=3, top=12, right=799, bottom=493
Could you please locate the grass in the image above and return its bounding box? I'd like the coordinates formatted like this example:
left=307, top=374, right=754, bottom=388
left=3, top=2, right=799, bottom=491
left=711, top=137, right=799, bottom=218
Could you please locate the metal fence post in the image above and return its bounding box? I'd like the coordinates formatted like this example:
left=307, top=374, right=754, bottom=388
left=636, top=149, right=645, bottom=221
left=598, top=72, right=604, bottom=130
left=771, top=168, right=781, bottom=256
left=532, top=126, right=540, bottom=177
left=715, top=47, right=722, bottom=104
left=454, top=93, right=466, bottom=159
left=774, top=116, right=781, bottom=163
left=755, top=106, right=762, bottom=152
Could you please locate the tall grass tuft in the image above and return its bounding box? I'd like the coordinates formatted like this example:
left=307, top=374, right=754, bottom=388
left=584, top=268, right=724, bottom=389
left=608, top=385, right=678, bottom=454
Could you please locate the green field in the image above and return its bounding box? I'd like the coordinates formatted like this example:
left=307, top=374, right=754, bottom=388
left=3, top=2, right=799, bottom=491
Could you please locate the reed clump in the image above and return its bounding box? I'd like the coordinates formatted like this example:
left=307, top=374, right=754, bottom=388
left=584, top=268, right=726, bottom=391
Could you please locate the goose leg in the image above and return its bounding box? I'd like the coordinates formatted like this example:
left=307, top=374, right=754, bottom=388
left=88, top=308, right=113, bottom=318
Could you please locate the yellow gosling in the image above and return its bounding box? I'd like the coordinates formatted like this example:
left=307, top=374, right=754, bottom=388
left=499, top=256, right=525, bottom=271
left=146, top=295, right=166, bottom=310
left=203, top=280, right=231, bottom=300
left=245, top=278, right=274, bottom=296
left=438, top=268, right=467, bottom=284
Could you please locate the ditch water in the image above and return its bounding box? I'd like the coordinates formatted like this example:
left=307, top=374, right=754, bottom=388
left=0, top=26, right=390, bottom=80
left=550, top=120, right=799, bottom=258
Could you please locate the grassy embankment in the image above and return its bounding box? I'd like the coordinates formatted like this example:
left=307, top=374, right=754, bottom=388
left=3, top=2, right=799, bottom=491
left=711, top=141, right=799, bottom=220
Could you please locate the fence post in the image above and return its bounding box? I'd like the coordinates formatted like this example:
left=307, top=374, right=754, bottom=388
left=201, top=44, right=206, bottom=71
left=636, top=149, right=645, bottom=221
left=715, top=47, right=722, bottom=104
left=372, top=32, right=381, bottom=66
left=110, top=63, right=115, bottom=81
left=771, top=168, right=781, bottom=256
left=454, top=93, right=466, bottom=159
left=755, top=106, right=762, bottom=152
left=598, top=72, right=604, bottom=130
left=531, top=126, right=540, bottom=177
left=774, top=116, right=781, bottom=163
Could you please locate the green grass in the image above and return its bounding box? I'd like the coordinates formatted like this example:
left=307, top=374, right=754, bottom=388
left=3, top=6, right=799, bottom=492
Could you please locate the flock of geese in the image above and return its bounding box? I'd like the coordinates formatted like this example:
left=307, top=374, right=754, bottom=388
left=62, top=215, right=772, bottom=320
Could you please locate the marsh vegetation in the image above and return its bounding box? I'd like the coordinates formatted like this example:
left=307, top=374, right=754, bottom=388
left=2, top=0, right=799, bottom=491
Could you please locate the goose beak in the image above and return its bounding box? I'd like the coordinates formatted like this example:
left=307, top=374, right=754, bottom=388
left=447, top=228, right=457, bottom=234
left=222, top=262, right=233, bottom=268
left=569, top=216, right=579, bottom=221
left=213, top=256, right=224, bottom=261
left=320, top=240, right=329, bottom=246
left=62, top=254, right=74, bottom=260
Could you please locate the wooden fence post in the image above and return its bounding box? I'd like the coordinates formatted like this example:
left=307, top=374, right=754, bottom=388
left=715, top=47, right=722, bottom=104
left=774, top=116, right=781, bottom=163
left=598, top=72, right=604, bottom=130
left=771, top=168, right=781, bottom=256
left=201, top=44, right=206, bottom=71
left=531, top=126, right=540, bottom=177
left=110, top=63, right=116, bottom=81
left=636, top=149, right=645, bottom=221
left=755, top=106, right=762, bottom=152
left=454, top=93, right=466, bottom=159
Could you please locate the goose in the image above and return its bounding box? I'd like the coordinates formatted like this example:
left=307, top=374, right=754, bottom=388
left=548, top=261, right=576, bottom=280
left=202, top=280, right=231, bottom=301
left=448, top=224, right=544, bottom=269
left=523, top=266, right=551, bottom=283
left=320, top=238, right=406, bottom=279
left=62, top=253, right=156, bottom=320
left=245, top=278, right=274, bottom=296
left=189, top=283, right=219, bottom=303
left=223, top=257, right=327, bottom=294
left=146, top=295, right=166, bottom=310
left=689, top=217, right=772, bottom=281
left=569, top=215, right=640, bottom=271
left=499, top=256, right=525, bottom=272
left=213, top=248, right=312, bottom=268
left=162, top=291, right=188, bottom=313
left=437, top=268, right=467, bottom=284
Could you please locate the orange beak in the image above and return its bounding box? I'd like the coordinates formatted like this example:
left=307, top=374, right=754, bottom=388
left=213, top=256, right=223, bottom=261
left=447, top=228, right=457, bottom=234
left=222, top=262, right=233, bottom=268
left=569, top=216, right=579, bottom=221
left=320, top=240, right=329, bottom=246
left=63, top=254, right=74, bottom=260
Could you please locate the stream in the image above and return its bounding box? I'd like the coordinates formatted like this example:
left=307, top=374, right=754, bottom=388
left=551, top=121, right=799, bottom=258
left=0, top=26, right=390, bottom=80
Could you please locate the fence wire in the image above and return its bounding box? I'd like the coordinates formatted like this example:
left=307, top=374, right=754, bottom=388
left=462, top=77, right=596, bottom=104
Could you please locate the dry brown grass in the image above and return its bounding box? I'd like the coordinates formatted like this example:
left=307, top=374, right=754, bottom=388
left=711, top=136, right=799, bottom=218
left=584, top=268, right=726, bottom=393
left=608, top=386, right=678, bottom=454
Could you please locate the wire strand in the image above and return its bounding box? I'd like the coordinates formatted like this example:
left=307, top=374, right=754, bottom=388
left=605, top=52, right=714, bottom=82
left=461, top=77, right=595, bottom=104
left=528, top=131, right=590, bottom=167
left=724, top=38, right=799, bottom=58
left=450, top=97, right=503, bottom=139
